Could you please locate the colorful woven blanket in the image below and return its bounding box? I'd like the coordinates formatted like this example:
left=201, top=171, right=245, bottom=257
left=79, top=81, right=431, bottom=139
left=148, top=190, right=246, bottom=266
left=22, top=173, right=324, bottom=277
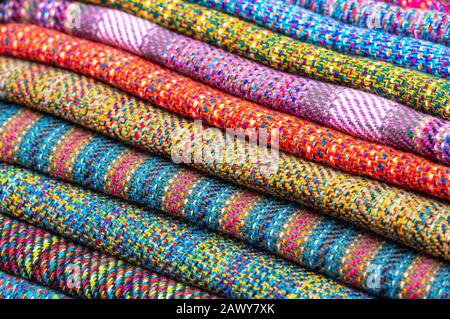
left=0, top=163, right=369, bottom=299
left=1, top=102, right=448, bottom=298
left=188, top=0, right=449, bottom=77
left=0, top=0, right=448, bottom=300
left=0, top=57, right=448, bottom=262
left=1, top=24, right=449, bottom=203
left=78, top=0, right=450, bottom=119
left=376, top=0, right=449, bottom=12
left=0, top=212, right=213, bottom=299
left=0, top=271, right=68, bottom=299
left=284, top=0, right=449, bottom=45
left=2, top=0, right=449, bottom=167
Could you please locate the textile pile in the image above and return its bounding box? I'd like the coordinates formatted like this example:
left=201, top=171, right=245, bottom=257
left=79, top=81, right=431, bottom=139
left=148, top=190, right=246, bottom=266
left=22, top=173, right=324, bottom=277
left=0, top=0, right=448, bottom=299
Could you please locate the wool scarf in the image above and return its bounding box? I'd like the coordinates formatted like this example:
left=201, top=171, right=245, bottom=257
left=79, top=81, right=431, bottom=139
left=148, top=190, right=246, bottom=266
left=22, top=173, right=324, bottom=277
left=2, top=0, right=448, bottom=168
left=78, top=0, right=450, bottom=118
left=0, top=212, right=213, bottom=299
left=0, top=57, right=448, bottom=261
left=188, top=0, right=449, bottom=77
left=0, top=163, right=369, bottom=298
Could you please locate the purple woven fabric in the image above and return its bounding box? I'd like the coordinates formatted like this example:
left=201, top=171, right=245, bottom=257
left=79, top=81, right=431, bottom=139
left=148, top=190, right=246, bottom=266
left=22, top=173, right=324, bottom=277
left=3, top=0, right=449, bottom=166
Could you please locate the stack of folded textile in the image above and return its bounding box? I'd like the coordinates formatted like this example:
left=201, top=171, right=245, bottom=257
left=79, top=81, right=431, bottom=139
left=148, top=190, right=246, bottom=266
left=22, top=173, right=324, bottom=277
left=0, top=0, right=448, bottom=299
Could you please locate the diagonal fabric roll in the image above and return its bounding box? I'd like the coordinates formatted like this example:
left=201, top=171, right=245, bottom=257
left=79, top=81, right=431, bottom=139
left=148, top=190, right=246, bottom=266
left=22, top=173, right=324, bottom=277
left=2, top=2, right=449, bottom=171
left=377, top=0, right=449, bottom=12
left=0, top=58, right=448, bottom=261
left=188, top=0, right=449, bottom=78
left=0, top=213, right=214, bottom=299
left=283, top=0, right=449, bottom=45
left=78, top=0, right=450, bottom=119
left=0, top=271, right=68, bottom=299
left=0, top=163, right=369, bottom=299
left=1, top=102, right=449, bottom=299
left=1, top=25, right=450, bottom=203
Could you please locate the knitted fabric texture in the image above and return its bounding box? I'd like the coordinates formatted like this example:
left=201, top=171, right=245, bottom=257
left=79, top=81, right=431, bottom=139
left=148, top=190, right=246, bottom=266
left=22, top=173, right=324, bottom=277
left=0, top=163, right=369, bottom=299
left=0, top=212, right=213, bottom=299
left=1, top=25, right=449, bottom=204
left=0, top=271, right=68, bottom=299
left=188, top=0, right=449, bottom=78
left=1, top=102, right=449, bottom=299
left=79, top=0, right=450, bottom=119
left=0, top=58, right=448, bottom=261
left=3, top=1, right=449, bottom=167
left=283, top=0, right=449, bottom=45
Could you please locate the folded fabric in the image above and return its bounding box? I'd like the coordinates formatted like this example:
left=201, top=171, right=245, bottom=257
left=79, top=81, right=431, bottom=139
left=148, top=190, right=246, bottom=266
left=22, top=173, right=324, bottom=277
left=78, top=0, right=450, bottom=119
left=1, top=57, right=448, bottom=261
left=0, top=271, right=68, bottom=299
left=1, top=25, right=449, bottom=204
left=0, top=212, right=213, bottom=299
left=188, top=0, right=449, bottom=78
left=3, top=1, right=449, bottom=168
left=1, top=102, right=448, bottom=299
left=377, top=0, right=449, bottom=12
left=0, top=163, right=367, bottom=298
left=283, top=0, right=449, bottom=45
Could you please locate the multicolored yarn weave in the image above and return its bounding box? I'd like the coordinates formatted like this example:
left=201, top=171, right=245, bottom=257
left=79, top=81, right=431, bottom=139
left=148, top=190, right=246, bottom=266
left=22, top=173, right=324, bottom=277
left=1, top=25, right=449, bottom=203
left=1, top=102, right=449, bottom=299
left=378, top=0, right=449, bottom=12
left=0, top=271, right=68, bottom=299
left=0, top=163, right=369, bottom=299
left=283, top=0, right=450, bottom=45
left=3, top=1, right=449, bottom=167
left=0, top=212, right=213, bottom=299
left=78, top=0, right=450, bottom=119
left=1, top=57, right=448, bottom=261
left=188, top=0, right=449, bottom=78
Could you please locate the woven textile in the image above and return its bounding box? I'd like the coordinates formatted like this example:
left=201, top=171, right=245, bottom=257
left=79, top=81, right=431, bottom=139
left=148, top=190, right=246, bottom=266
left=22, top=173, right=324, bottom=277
left=0, top=163, right=368, bottom=299
left=188, top=0, right=449, bottom=78
left=0, top=213, right=213, bottom=299
left=78, top=0, right=450, bottom=119
left=1, top=103, right=449, bottom=299
left=0, top=271, right=68, bottom=299
left=1, top=58, right=448, bottom=261
left=378, top=0, right=449, bottom=12
left=1, top=25, right=449, bottom=204
left=284, top=0, right=449, bottom=45
left=3, top=1, right=449, bottom=167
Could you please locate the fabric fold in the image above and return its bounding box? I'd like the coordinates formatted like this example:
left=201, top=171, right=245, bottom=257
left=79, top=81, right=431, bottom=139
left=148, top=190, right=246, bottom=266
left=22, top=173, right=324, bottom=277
left=2, top=0, right=449, bottom=169
left=0, top=57, right=448, bottom=261
left=0, top=163, right=369, bottom=299
left=0, top=271, right=68, bottom=299
left=1, top=102, right=449, bottom=299
left=79, top=0, right=449, bottom=119
left=187, top=0, right=449, bottom=77
left=283, top=0, right=449, bottom=45
left=0, top=212, right=214, bottom=299
left=1, top=24, right=449, bottom=203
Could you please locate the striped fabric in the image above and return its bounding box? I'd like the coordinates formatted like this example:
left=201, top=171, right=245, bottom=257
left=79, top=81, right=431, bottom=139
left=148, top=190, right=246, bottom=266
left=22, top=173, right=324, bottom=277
left=0, top=163, right=369, bottom=299
left=284, top=0, right=450, bottom=45
left=0, top=213, right=214, bottom=299
left=3, top=0, right=449, bottom=168
left=0, top=0, right=447, bottom=302
left=79, top=0, right=450, bottom=119
left=0, top=271, right=68, bottom=299
left=0, top=57, right=448, bottom=262
left=1, top=24, right=449, bottom=203
left=1, top=102, right=448, bottom=299
left=189, top=0, right=449, bottom=77
left=378, top=0, right=449, bottom=12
